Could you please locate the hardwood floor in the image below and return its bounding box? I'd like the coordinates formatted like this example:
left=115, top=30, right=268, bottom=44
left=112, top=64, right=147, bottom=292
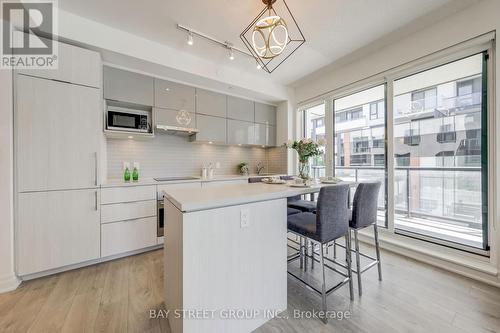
left=0, top=245, right=499, bottom=333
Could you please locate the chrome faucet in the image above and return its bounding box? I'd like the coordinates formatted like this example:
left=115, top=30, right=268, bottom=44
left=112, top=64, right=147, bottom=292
left=256, top=162, right=265, bottom=175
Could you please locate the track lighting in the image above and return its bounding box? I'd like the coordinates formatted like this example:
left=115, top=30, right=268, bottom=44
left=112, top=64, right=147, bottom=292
left=256, top=61, right=262, bottom=70
left=187, top=31, right=194, bottom=46
left=228, top=48, right=235, bottom=61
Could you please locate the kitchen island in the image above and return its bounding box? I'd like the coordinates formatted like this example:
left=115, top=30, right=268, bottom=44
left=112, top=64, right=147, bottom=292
left=163, top=182, right=338, bottom=333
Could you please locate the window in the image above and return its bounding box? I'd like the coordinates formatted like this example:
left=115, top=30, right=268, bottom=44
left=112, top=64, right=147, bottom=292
left=411, top=87, right=437, bottom=111
left=334, top=84, right=387, bottom=226
left=393, top=53, right=487, bottom=250
left=303, top=103, right=326, bottom=178
left=370, top=100, right=385, bottom=120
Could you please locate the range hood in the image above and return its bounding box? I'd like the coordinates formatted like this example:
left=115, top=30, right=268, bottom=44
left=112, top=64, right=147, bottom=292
left=156, top=124, right=199, bottom=136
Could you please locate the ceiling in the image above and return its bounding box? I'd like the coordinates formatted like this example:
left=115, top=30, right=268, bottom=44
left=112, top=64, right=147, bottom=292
left=59, top=0, right=478, bottom=86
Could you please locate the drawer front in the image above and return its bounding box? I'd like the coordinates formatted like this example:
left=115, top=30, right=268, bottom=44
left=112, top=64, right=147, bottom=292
left=101, top=185, right=156, bottom=204
left=101, top=217, right=157, bottom=257
left=101, top=200, right=157, bottom=224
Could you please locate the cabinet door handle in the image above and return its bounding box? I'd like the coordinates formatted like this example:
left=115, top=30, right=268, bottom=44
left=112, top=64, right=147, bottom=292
left=95, top=191, right=98, bottom=211
left=94, top=152, right=98, bottom=186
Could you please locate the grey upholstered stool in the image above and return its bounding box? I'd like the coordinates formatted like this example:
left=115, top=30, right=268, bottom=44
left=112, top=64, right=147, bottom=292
left=280, top=176, right=317, bottom=213
left=287, top=184, right=354, bottom=323
left=347, top=182, right=382, bottom=296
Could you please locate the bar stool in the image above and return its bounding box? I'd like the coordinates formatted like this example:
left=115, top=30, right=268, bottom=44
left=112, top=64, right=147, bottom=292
left=287, top=184, right=354, bottom=323
left=332, top=182, right=382, bottom=296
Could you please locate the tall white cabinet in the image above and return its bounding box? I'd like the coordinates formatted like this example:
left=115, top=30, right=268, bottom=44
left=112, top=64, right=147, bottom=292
left=15, top=39, right=102, bottom=276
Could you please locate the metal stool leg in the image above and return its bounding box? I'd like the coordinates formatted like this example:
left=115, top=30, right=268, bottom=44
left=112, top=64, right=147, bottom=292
left=333, top=240, right=337, bottom=259
left=299, top=237, right=304, bottom=269
left=374, top=224, right=382, bottom=281
left=345, top=234, right=354, bottom=301
left=310, top=240, right=314, bottom=270
left=354, top=229, right=362, bottom=296
left=319, top=241, right=328, bottom=324
left=304, top=238, right=308, bottom=272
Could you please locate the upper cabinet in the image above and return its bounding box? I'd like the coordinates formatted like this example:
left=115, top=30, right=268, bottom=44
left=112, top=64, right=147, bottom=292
left=155, top=107, right=196, bottom=129
left=104, top=66, right=154, bottom=106
left=255, top=103, right=277, bottom=126
left=227, top=96, right=254, bottom=122
left=196, top=89, right=226, bottom=117
left=17, top=36, right=101, bottom=88
left=155, top=79, right=195, bottom=112
left=227, top=120, right=255, bottom=145
left=194, top=114, right=226, bottom=144
left=255, top=123, right=277, bottom=147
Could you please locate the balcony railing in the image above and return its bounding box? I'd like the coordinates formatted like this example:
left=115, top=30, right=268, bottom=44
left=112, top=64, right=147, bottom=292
left=334, top=166, right=482, bottom=229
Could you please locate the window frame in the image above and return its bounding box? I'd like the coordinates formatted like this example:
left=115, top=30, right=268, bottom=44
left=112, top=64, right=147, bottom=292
left=297, top=34, right=495, bottom=258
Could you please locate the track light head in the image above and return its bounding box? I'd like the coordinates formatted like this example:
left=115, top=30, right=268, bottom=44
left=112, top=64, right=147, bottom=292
left=187, top=31, right=194, bottom=46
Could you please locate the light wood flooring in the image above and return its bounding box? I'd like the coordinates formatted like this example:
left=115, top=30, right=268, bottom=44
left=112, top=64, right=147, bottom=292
left=0, top=244, right=499, bottom=333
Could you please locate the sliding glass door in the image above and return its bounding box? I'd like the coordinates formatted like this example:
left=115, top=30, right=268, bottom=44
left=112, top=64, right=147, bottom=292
left=392, top=53, right=488, bottom=250
left=333, top=85, right=387, bottom=226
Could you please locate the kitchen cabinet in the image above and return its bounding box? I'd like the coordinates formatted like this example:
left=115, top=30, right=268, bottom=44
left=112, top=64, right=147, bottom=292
left=16, top=189, right=101, bottom=276
left=255, top=102, right=277, bottom=125
left=155, top=107, right=196, bottom=129
left=193, top=114, right=226, bottom=143
left=227, top=119, right=255, bottom=145
left=196, top=89, right=226, bottom=117
left=101, top=200, right=157, bottom=224
left=155, top=79, right=195, bottom=112
left=101, top=185, right=156, bottom=204
left=16, top=34, right=101, bottom=88
left=16, top=74, right=101, bottom=192
left=227, top=96, right=254, bottom=122
left=101, top=217, right=157, bottom=257
left=103, top=66, right=154, bottom=106
left=255, top=123, right=278, bottom=147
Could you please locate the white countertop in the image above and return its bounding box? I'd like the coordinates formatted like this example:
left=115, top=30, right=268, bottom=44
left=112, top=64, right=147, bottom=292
left=101, top=174, right=284, bottom=188
left=163, top=182, right=346, bottom=212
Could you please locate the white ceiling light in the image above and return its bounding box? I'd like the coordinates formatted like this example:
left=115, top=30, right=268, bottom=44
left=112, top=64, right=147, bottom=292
left=228, top=48, right=235, bottom=61
left=187, top=31, right=194, bottom=45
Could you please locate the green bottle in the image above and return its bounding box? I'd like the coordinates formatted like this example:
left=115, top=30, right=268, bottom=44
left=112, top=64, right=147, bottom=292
left=124, top=165, right=131, bottom=182
left=132, top=167, right=139, bottom=182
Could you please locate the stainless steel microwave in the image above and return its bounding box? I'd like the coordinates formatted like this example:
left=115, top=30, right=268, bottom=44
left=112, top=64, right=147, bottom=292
left=106, top=105, right=152, bottom=133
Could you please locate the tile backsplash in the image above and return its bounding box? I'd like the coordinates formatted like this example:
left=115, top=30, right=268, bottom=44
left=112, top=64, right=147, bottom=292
left=106, top=134, right=288, bottom=179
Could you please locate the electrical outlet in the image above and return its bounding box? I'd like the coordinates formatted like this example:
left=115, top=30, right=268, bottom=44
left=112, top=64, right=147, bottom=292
left=240, top=209, right=250, bottom=228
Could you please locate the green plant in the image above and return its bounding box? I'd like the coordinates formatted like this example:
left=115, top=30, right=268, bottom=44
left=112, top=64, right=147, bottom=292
left=284, top=138, right=326, bottom=179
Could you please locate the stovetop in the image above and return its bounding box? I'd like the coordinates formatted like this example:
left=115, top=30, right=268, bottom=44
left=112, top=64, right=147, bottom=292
left=154, top=176, right=200, bottom=182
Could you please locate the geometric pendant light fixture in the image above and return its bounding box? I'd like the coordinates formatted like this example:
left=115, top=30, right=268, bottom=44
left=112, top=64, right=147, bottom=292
left=240, top=0, right=305, bottom=73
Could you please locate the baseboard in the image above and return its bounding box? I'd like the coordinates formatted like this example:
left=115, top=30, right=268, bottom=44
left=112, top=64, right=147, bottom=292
left=19, top=244, right=163, bottom=281
left=0, top=273, right=20, bottom=293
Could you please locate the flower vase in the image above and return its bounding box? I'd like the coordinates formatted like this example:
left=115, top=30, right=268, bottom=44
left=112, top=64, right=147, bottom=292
left=298, top=160, right=309, bottom=180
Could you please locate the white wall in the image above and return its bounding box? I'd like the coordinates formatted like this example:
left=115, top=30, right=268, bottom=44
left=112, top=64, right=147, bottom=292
left=0, top=69, right=20, bottom=292
left=293, top=0, right=500, bottom=286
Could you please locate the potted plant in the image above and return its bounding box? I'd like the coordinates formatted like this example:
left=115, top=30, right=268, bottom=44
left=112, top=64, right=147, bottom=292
left=284, top=138, right=326, bottom=180
left=238, top=162, right=249, bottom=175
